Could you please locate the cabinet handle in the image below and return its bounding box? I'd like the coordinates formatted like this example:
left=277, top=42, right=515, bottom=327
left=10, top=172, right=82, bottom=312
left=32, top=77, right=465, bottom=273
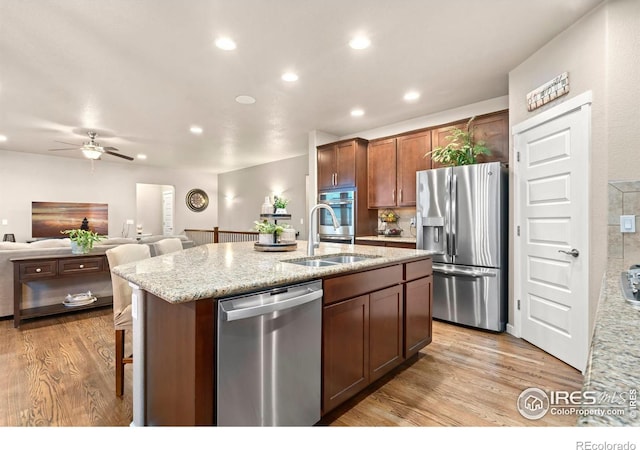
left=35, top=268, right=41, bottom=273
left=333, top=173, right=337, bottom=186
left=79, top=264, right=84, bottom=269
left=392, top=189, right=396, bottom=203
left=400, top=189, right=403, bottom=202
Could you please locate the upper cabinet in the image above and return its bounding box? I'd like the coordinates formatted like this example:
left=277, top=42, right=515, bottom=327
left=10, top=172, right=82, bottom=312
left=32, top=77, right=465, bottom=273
left=367, top=130, right=431, bottom=208
left=317, top=138, right=367, bottom=190
left=431, top=110, right=509, bottom=169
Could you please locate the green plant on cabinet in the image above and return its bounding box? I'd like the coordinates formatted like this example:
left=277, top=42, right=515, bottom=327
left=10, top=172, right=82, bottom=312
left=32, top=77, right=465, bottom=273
left=427, top=116, right=491, bottom=166
left=61, top=228, right=103, bottom=254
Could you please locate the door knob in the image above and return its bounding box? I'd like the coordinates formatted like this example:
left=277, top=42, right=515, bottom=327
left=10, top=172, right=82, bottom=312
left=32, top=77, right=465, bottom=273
left=558, top=248, right=580, bottom=257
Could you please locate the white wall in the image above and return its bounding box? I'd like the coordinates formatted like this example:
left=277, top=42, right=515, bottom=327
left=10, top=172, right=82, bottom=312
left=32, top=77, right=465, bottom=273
left=606, top=0, right=640, bottom=180
left=0, top=150, right=217, bottom=242
left=135, top=183, right=174, bottom=236
left=217, top=155, right=309, bottom=239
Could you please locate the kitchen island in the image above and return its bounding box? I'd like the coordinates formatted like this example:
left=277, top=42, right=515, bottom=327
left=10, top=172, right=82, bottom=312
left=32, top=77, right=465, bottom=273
left=111, top=240, right=434, bottom=426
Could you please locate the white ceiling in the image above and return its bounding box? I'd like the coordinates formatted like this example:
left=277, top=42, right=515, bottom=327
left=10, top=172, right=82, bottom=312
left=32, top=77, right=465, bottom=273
left=0, top=0, right=603, bottom=174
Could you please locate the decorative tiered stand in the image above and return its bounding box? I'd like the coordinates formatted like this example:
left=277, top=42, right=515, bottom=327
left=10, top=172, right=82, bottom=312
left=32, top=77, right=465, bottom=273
left=253, top=213, right=297, bottom=252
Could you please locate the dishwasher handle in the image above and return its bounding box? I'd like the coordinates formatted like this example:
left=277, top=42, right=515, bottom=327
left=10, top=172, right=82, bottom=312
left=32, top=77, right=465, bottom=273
left=220, top=288, right=323, bottom=322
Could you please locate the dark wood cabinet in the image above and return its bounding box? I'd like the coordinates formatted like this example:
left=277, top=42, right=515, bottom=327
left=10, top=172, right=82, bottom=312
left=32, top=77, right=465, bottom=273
left=396, top=131, right=431, bottom=206
left=317, top=138, right=366, bottom=190
left=321, top=259, right=431, bottom=414
left=322, top=294, right=369, bottom=413
left=430, top=110, right=508, bottom=169
left=404, top=276, right=432, bottom=357
left=367, top=131, right=431, bottom=208
left=369, top=285, right=403, bottom=382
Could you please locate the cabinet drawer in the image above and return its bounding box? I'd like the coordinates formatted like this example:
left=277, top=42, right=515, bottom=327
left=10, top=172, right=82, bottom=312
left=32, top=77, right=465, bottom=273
left=19, top=260, right=57, bottom=280
left=404, top=258, right=432, bottom=281
left=323, top=264, right=402, bottom=305
left=59, top=257, right=104, bottom=275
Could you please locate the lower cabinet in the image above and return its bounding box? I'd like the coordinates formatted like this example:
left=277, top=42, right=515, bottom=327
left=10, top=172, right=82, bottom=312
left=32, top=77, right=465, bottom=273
left=321, top=260, right=432, bottom=415
left=404, top=276, right=432, bottom=357
left=322, top=295, right=370, bottom=413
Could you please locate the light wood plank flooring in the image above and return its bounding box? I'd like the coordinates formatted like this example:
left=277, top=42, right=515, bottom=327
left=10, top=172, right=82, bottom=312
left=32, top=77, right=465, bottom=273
left=0, top=308, right=582, bottom=427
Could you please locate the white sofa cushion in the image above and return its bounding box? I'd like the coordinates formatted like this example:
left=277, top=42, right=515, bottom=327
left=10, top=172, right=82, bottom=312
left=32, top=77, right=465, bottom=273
left=0, top=242, right=31, bottom=250
left=28, top=238, right=71, bottom=248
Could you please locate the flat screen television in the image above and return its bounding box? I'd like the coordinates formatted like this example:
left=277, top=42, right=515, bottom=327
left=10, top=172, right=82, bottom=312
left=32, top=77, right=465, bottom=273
left=32, top=202, right=108, bottom=238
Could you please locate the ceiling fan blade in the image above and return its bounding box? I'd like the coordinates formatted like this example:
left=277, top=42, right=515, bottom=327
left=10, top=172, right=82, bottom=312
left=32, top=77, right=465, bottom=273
left=48, top=147, right=77, bottom=151
left=105, top=150, right=134, bottom=161
left=102, top=146, right=120, bottom=152
left=54, top=140, right=80, bottom=146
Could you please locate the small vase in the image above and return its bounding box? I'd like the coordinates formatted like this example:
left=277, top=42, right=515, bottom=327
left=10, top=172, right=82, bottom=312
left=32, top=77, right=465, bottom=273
left=71, top=241, right=88, bottom=254
left=258, top=233, right=274, bottom=245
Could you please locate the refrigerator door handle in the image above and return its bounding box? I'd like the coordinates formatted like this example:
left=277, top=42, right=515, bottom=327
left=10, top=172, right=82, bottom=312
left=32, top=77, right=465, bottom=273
left=445, top=172, right=451, bottom=256
left=451, top=173, right=457, bottom=257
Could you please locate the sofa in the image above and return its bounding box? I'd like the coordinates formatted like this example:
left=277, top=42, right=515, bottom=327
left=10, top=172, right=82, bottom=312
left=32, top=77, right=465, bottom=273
left=0, top=235, right=195, bottom=319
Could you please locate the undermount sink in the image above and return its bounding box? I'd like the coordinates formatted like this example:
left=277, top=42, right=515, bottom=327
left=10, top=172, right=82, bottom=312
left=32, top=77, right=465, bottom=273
left=283, top=253, right=380, bottom=267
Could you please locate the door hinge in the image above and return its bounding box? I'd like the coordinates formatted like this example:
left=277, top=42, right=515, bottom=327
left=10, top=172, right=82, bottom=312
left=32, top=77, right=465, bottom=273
left=517, top=151, right=520, bottom=162
left=517, top=225, right=520, bottom=236
left=517, top=299, right=521, bottom=310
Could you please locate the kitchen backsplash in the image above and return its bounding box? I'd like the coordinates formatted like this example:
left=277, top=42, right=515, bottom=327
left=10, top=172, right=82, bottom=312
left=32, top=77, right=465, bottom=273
left=608, top=180, right=640, bottom=268
left=374, top=207, right=418, bottom=238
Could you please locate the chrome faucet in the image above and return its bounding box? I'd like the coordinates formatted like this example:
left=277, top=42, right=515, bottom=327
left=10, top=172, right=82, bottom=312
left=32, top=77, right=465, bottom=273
left=308, top=204, right=340, bottom=256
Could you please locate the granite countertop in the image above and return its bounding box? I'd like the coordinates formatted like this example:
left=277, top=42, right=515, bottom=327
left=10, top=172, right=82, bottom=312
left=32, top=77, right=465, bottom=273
left=111, top=240, right=435, bottom=304
left=356, top=235, right=417, bottom=244
left=578, top=258, right=640, bottom=426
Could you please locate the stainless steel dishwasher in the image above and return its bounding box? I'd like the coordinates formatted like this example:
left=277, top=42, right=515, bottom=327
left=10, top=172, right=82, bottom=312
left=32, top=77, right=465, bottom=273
left=216, top=280, right=323, bottom=426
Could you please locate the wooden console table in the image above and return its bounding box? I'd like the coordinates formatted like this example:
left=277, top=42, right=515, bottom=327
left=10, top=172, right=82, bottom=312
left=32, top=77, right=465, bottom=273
left=12, top=252, right=112, bottom=328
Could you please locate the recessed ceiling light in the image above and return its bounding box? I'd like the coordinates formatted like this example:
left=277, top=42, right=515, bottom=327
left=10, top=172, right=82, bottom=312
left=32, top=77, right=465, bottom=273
left=404, top=91, right=420, bottom=101
left=349, top=36, right=370, bottom=50
left=190, top=126, right=203, bottom=134
left=235, top=95, right=256, bottom=104
left=351, top=108, right=365, bottom=117
left=137, top=154, right=147, bottom=160
left=215, top=37, right=236, bottom=51
left=0, top=135, right=7, bottom=142
left=281, top=72, right=299, bottom=82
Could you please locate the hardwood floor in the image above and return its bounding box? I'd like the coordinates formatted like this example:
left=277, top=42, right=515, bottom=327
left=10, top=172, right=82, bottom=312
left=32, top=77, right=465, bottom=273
left=0, top=309, right=583, bottom=427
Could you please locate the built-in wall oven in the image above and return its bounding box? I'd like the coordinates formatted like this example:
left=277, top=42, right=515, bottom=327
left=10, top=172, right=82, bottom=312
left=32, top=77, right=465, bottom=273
left=318, top=190, right=355, bottom=244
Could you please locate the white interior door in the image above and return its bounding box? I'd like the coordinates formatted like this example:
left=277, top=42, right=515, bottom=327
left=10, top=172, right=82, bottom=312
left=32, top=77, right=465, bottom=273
left=513, top=93, right=591, bottom=372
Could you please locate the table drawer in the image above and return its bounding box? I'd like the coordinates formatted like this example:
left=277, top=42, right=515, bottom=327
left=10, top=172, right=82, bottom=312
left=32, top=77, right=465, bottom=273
left=19, top=260, right=57, bottom=280
left=59, top=256, right=104, bottom=275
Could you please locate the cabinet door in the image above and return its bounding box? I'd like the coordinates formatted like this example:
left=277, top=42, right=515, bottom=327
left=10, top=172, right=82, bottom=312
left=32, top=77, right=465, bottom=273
left=335, top=141, right=356, bottom=188
left=430, top=121, right=466, bottom=169
left=367, top=138, right=397, bottom=208
left=317, top=146, right=337, bottom=190
left=404, top=276, right=432, bottom=357
left=322, top=295, right=369, bottom=414
left=471, top=111, right=509, bottom=164
left=396, top=130, right=431, bottom=206
left=369, top=285, right=404, bottom=382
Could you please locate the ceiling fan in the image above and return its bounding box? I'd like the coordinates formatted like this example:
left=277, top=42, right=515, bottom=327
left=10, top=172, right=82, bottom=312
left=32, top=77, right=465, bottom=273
left=49, top=131, right=134, bottom=161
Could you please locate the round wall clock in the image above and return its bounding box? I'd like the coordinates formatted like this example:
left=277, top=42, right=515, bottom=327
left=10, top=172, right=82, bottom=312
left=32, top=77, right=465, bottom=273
left=186, top=188, right=209, bottom=212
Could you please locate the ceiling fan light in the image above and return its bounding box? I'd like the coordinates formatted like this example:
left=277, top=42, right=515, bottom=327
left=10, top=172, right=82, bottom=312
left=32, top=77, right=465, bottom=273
left=82, top=148, right=102, bottom=160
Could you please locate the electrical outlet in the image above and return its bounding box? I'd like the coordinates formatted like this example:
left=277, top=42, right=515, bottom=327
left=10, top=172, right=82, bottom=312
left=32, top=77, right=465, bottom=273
left=410, top=217, right=416, bottom=227
left=1, top=219, right=7, bottom=226
left=126, top=219, right=134, bottom=225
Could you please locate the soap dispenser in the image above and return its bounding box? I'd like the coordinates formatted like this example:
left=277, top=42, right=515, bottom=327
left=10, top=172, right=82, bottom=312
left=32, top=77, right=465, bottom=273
left=261, top=196, right=273, bottom=214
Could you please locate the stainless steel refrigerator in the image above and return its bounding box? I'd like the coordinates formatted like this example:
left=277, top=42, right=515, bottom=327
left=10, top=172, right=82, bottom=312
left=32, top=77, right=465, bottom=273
left=416, top=162, right=507, bottom=332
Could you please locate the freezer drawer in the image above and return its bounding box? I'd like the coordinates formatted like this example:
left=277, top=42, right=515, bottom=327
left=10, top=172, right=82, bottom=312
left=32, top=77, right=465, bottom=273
left=432, top=264, right=505, bottom=332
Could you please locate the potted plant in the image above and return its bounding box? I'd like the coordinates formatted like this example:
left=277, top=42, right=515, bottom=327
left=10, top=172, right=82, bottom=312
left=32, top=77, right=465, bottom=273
left=61, top=229, right=103, bottom=254
left=253, top=220, right=284, bottom=244
left=427, top=116, right=491, bottom=166
left=273, top=196, right=289, bottom=214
